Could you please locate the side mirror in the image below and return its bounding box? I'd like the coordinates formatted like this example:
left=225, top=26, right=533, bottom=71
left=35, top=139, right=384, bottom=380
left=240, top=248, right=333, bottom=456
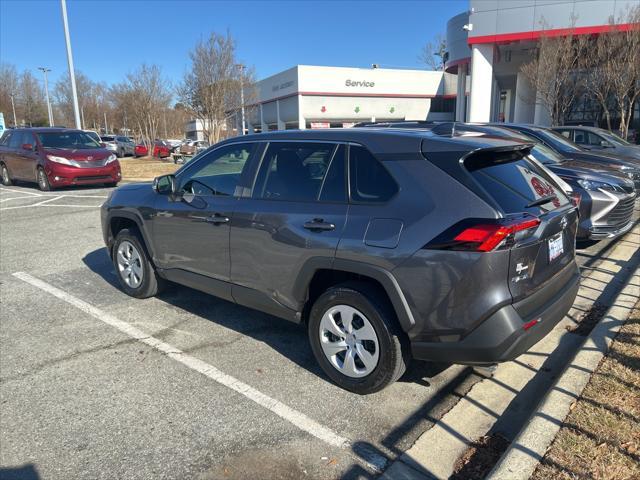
left=600, top=140, right=612, bottom=148
left=153, top=174, right=176, bottom=195
left=22, top=143, right=33, bottom=151
left=100, top=142, right=107, bottom=148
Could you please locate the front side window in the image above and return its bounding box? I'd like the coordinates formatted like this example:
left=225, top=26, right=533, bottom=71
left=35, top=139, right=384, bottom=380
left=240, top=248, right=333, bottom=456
left=8, top=131, right=25, bottom=149
left=254, top=142, right=345, bottom=202
left=348, top=145, right=398, bottom=203
left=179, top=143, right=256, bottom=196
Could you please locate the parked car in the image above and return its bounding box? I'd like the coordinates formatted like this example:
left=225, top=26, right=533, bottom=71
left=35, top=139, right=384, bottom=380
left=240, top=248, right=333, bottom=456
left=429, top=123, right=636, bottom=241
left=134, top=143, right=149, bottom=158
left=84, top=130, right=102, bottom=145
left=166, top=139, right=183, bottom=152
left=179, top=140, right=210, bottom=155
left=0, top=128, right=121, bottom=190
left=101, top=129, right=580, bottom=393
left=551, top=126, right=640, bottom=161
left=495, top=124, right=640, bottom=189
left=152, top=140, right=171, bottom=158
left=101, top=135, right=136, bottom=158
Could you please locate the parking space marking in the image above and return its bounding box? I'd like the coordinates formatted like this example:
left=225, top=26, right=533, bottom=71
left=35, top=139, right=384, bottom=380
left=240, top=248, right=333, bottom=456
left=0, top=187, right=41, bottom=196
left=12, top=272, right=358, bottom=453
left=0, top=203, right=101, bottom=211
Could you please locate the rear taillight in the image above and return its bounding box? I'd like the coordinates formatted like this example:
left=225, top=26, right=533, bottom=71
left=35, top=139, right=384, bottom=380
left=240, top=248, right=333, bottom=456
left=425, top=215, right=541, bottom=252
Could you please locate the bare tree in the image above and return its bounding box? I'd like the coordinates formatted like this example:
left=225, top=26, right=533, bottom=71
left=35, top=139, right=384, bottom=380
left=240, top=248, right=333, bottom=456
left=419, top=33, right=447, bottom=71
left=178, top=31, right=249, bottom=143
left=519, top=22, right=587, bottom=125
left=606, top=7, right=640, bottom=139
left=113, top=64, right=171, bottom=147
left=19, top=70, right=48, bottom=126
left=0, top=64, right=20, bottom=126
left=582, top=6, right=640, bottom=137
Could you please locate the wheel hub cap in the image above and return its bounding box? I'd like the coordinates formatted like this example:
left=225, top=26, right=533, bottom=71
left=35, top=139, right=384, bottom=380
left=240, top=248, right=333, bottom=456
left=116, top=240, right=143, bottom=289
left=318, top=305, right=380, bottom=378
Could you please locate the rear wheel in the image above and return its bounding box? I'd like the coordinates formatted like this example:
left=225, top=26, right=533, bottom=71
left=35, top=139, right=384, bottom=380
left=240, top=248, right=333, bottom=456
left=112, top=228, right=165, bottom=298
left=37, top=167, right=51, bottom=191
left=1, top=164, right=12, bottom=186
left=308, top=282, right=409, bottom=394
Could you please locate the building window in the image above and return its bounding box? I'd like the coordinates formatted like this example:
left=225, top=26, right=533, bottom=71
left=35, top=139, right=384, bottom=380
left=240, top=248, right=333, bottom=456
left=430, top=97, right=455, bottom=113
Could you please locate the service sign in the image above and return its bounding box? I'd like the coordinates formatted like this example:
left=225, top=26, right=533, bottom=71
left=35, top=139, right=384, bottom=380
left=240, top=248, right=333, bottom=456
left=0, top=112, right=5, bottom=136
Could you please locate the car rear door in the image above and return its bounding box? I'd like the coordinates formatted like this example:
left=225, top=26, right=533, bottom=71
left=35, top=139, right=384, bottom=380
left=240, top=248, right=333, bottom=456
left=465, top=151, right=578, bottom=303
left=151, top=142, right=260, bottom=300
left=230, top=141, right=348, bottom=314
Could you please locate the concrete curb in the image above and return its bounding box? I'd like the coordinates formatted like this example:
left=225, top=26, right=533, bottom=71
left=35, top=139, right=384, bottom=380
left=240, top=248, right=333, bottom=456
left=487, top=265, right=640, bottom=480
left=380, top=223, right=639, bottom=480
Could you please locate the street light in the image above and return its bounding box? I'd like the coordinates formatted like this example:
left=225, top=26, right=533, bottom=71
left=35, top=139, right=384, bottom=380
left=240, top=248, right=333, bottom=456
left=236, top=64, right=246, bottom=136
left=60, top=0, right=81, bottom=129
left=38, top=67, right=54, bottom=127
left=9, top=94, right=17, bottom=127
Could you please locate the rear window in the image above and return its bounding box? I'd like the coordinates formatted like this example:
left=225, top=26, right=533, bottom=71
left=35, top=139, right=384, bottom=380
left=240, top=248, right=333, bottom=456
left=465, top=150, right=570, bottom=215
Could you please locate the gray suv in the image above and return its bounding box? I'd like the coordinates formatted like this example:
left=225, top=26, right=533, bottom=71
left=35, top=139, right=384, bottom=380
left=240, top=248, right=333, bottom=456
left=101, top=129, right=580, bottom=394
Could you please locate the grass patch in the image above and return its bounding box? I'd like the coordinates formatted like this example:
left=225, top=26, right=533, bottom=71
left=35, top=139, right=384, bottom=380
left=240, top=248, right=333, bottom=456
left=531, top=300, right=640, bottom=480
left=119, top=157, right=179, bottom=180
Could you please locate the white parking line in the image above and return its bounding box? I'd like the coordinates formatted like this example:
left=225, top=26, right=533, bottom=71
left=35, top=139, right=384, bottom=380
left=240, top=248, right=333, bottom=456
left=11, top=272, right=365, bottom=457
left=0, top=187, right=41, bottom=196
left=0, top=203, right=101, bottom=211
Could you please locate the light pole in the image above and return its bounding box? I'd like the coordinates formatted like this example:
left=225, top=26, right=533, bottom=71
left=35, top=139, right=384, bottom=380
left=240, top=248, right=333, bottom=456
left=60, top=0, right=81, bottom=129
left=104, top=112, right=108, bottom=134
left=236, top=64, right=246, bottom=135
left=38, top=67, right=54, bottom=127
left=9, top=94, right=17, bottom=127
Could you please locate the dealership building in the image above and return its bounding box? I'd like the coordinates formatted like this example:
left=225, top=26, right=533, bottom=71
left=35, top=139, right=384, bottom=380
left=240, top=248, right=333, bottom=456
left=231, top=65, right=461, bottom=133
left=188, top=0, right=639, bottom=138
left=447, top=0, right=640, bottom=126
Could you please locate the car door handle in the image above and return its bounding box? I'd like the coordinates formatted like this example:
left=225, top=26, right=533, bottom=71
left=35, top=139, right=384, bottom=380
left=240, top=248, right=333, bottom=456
left=205, top=214, right=230, bottom=224
left=303, top=218, right=335, bottom=231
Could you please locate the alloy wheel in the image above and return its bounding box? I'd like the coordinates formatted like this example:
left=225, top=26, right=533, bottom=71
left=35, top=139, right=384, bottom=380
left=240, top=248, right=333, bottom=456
left=318, top=305, right=380, bottom=378
left=116, top=240, right=144, bottom=289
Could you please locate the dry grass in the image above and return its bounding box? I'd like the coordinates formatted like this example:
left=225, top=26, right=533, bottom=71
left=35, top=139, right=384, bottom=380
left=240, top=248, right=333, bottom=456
left=532, top=301, right=640, bottom=480
left=119, top=157, right=179, bottom=181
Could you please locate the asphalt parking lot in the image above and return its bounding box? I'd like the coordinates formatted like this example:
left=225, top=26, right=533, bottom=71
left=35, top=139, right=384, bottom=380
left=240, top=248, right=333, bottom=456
left=0, top=182, right=634, bottom=480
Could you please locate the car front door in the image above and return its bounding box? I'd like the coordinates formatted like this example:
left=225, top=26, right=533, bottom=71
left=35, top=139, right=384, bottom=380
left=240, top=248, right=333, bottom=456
left=151, top=142, right=260, bottom=300
left=230, top=141, right=348, bottom=316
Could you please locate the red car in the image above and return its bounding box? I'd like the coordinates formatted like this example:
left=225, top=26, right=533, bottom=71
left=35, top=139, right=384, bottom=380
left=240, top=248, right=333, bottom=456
left=152, top=140, right=171, bottom=159
left=0, top=128, right=121, bottom=190
left=134, top=144, right=148, bottom=157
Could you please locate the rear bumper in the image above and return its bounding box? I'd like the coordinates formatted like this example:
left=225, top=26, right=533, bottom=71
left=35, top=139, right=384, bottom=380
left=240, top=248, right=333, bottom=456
left=410, top=266, right=580, bottom=365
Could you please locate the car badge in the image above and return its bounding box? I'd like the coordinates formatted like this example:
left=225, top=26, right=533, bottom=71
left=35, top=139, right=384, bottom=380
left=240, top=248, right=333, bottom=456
left=560, top=216, right=568, bottom=229
left=87, top=156, right=93, bottom=161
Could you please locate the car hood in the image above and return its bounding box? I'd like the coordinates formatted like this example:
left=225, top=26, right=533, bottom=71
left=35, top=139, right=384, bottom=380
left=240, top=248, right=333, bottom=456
left=568, top=150, right=640, bottom=168
left=546, top=163, right=630, bottom=185
left=115, top=182, right=151, bottom=192
left=44, top=148, right=112, bottom=161
left=612, top=145, right=640, bottom=160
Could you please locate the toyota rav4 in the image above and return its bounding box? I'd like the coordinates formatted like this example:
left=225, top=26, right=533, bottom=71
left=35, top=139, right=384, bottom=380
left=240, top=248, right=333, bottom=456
left=101, top=129, right=580, bottom=394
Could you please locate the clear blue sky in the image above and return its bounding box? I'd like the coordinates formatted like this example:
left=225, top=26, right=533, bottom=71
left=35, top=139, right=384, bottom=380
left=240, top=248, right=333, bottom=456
left=1, top=0, right=466, bottom=87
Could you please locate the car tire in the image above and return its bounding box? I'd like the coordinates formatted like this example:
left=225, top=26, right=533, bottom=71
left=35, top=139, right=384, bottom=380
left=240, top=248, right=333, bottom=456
left=37, top=167, right=51, bottom=191
left=112, top=228, right=165, bottom=299
left=1, top=163, right=13, bottom=186
left=308, top=282, right=409, bottom=394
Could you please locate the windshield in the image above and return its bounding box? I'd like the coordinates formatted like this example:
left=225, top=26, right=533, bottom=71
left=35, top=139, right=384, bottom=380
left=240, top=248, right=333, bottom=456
left=599, top=130, right=630, bottom=146
left=538, top=129, right=583, bottom=153
left=38, top=132, right=101, bottom=150
left=529, top=143, right=564, bottom=165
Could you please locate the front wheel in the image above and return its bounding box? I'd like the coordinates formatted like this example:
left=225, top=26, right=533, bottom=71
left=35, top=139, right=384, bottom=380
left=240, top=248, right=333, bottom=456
left=308, top=282, right=409, bottom=394
left=1, top=164, right=13, bottom=186
left=37, top=167, right=51, bottom=191
left=112, top=228, right=165, bottom=298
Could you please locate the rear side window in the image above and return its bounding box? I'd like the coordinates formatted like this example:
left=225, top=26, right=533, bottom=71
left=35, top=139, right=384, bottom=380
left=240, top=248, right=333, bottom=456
left=8, top=131, right=24, bottom=149
left=348, top=145, right=398, bottom=203
left=465, top=151, right=570, bottom=215
left=254, top=142, right=344, bottom=202
left=0, top=132, right=12, bottom=146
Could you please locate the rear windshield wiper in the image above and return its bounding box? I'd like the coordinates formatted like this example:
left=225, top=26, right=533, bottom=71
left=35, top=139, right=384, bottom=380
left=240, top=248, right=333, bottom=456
left=525, top=194, right=557, bottom=209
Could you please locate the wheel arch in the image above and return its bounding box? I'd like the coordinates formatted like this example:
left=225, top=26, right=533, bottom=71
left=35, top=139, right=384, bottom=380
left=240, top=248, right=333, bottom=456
left=106, top=210, right=156, bottom=262
left=296, top=258, right=416, bottom=332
